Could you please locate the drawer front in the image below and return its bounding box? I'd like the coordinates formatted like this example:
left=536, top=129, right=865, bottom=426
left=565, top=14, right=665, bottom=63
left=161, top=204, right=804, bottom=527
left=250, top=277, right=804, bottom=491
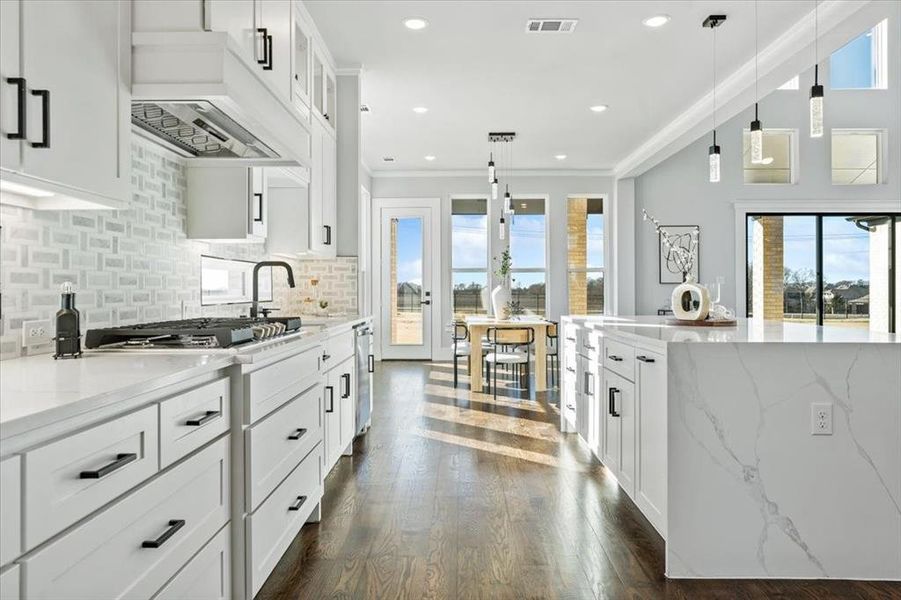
left=22, top=437, right=229, bottom=600
left=160, top=378, right=230, bottom=468
left=247, top=442, right=322, bottom=598
left=0, top=456, right=21, bottom=565
left=246, top=346, right=321, bottom=424
left=604, top=338, right=635, bottom=381
left=246, top=384, right=322, bottom=511
left=581, top=328, right=602, bottom=362
left=325, top=329, right=354, bottom=365
left=23, top=405, right=159, bottom=550
left=0, top=564, right=19, bottom=600
left=152, top=524, right=230, bottom=600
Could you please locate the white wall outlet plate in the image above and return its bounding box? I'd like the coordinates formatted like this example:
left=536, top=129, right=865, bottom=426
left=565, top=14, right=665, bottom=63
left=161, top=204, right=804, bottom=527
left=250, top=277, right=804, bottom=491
left=811, top=402, right=833, bottom=435
left=22, top=319, right=53, bottom=347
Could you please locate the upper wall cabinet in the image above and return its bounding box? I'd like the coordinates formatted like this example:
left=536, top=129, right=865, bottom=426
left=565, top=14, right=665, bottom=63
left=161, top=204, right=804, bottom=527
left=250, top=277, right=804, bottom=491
left=186, top=166, right=268, bottom=243
left=256, top=0, right=293, bottom=105
left=311, top=43, right=336, bottom=132
left=309, top=118, right=337, bottom=257
left=0, top=0, right=130, bottom=210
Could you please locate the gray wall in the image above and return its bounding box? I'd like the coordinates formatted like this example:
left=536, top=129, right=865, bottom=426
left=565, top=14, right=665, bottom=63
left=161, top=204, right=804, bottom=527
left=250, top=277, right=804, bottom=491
left=634, top=6, right=901, bottom=314
left=372, top=173, right=614, bottom=355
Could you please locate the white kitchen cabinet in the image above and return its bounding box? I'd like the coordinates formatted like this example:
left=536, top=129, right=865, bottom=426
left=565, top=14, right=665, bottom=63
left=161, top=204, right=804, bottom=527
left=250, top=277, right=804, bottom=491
left=576, top=355, right=589, bottom=443
left=0, top=564, right=19, bottom=600
left=338, top=357, right=356, bottom=457
left=256, top=0, right=293, bottom=104
left=206, top=0, right=257, bottom=68
left=309, top=118, right=337, bottom=257
left=0, top=457, right=20, bottom=567
left=635, top=350, right=667, bottom=535
left=0, top=0, right=130, bottom=210
left=186, top=166, right=267, bottom=242
left=602, top=370, right=636, bottom=498
left=266, top=166, right=313, bottom=257
left=292, top=14, right=312, bottom=114
left=153, top=524, right=230, bottom=600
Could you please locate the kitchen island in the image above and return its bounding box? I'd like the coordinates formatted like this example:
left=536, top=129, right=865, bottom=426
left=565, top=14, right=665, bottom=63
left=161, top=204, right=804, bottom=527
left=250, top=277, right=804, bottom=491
left=560, top=315, right=901, bottom=580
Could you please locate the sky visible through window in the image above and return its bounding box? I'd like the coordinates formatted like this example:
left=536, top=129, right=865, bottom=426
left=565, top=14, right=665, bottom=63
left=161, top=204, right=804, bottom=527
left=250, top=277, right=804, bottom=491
left=830, top=27, right=875, bottom=89
left=510, top=214, right=546, bottom=269
left=395, top=218, right=423, bottom=286
left=587, top=213, right=604, bottom=268
left=761, top=218, right=869, bottom=284
left=451, top=214, right=487, bottom=269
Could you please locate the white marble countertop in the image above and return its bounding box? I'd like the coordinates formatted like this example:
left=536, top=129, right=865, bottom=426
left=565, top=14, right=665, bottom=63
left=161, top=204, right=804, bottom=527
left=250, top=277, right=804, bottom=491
left=562, top=315, right=901, bottom=345
left=0, top=315, right=371, bottom=442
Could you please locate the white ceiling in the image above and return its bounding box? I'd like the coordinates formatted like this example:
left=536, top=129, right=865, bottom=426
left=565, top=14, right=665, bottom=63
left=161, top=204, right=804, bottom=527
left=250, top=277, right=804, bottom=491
left=305, top=1, right=820, bottom=173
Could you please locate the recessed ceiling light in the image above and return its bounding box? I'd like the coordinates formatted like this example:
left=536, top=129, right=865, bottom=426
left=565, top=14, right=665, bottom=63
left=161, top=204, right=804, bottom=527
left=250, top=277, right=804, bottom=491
left=412, top=106, right=428, bottom=114
left=554, top=154, right=567, bottom=160
left=403, top=17, right=429, bottom=31
left=589, top=104, right=608, bottom=113
left=424, top=155, right=436, bottom=161
left=642, top=15, right=670, bottom=28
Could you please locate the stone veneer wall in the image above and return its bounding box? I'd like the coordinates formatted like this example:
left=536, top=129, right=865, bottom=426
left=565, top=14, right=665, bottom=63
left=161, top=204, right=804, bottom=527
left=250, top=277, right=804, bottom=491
left=751, top=216, right=784, bottom=320
left=567, top=198, right=588, bottom=314
left=0, top=137, right=356, bottom=360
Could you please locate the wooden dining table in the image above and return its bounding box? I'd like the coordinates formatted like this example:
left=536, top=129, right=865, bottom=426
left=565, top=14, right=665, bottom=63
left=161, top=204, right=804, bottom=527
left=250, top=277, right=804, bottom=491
left=464, top=316, right=552, bottom=393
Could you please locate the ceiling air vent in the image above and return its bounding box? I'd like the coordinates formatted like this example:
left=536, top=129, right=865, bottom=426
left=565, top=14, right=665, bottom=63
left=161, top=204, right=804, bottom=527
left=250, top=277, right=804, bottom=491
left=382, top=157, right=395, bottom=163
left=526, top=19, right=578, bottom=33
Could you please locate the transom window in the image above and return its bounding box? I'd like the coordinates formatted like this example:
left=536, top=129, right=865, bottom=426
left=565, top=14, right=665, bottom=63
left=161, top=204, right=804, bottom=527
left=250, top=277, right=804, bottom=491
left=451, top=197, right=488, bottom=318
left=567, top=197, right=604, bottom=314
left=742, top=129, right=795, bottom=184
left=831, top=129, right=885, bottom=185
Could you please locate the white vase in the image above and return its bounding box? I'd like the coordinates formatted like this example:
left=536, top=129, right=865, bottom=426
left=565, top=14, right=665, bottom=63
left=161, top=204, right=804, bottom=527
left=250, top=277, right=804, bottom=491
left=671, top=275, right=711, bottom=321
left=491, top=283, right=510, bottom=319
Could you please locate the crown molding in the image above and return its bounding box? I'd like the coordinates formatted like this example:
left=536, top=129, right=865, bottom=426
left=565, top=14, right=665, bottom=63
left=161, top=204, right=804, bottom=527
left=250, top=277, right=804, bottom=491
left=370, top=168, right=615, bottom=179
left=336, top=65, right=364, bottom=76
left=614, top=0, right=879, bottom=179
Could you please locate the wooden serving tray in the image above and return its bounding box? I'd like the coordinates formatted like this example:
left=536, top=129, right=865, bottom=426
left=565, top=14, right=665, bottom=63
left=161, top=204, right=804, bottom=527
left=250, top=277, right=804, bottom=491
left=666, top=318, right=737, bottom=327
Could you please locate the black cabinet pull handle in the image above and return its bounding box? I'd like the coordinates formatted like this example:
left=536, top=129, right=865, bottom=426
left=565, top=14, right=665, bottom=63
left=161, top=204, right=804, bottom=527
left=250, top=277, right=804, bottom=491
left=264, top=33, right=273, bottom=70
left=341, top=373, right=351, bottom=398
left=322, top=353, right=331, bottom=362
left=186, top=410, right=220, bottom=427
left=323, top=225, right=332, bottom=245
left=368, top=354, right=375, bottom=373
left=608, top=355, right=623, bottom=362
left=565, top=336, right=576, bottom=342
left=566, top=404, right=575, bottom=411
left=636, top=355, right=655, bottom=363
left=288, top=495, right=307, bottom=511
left=5, top=77, right=26, bottom=139
left=608, top=387, right=621, bottom=417
left=142, top=519, right=185, bottom=548
left=288, top=428, right=307, bottom=441
left=325, top=385, right=335, bottom=413
left=256, top=28, right=269, bottom=65
left=253, top=192, right=263, bottom=222
left=80, top=452, right=137, bottom=479
left=30, top=89, right=50, bottom=148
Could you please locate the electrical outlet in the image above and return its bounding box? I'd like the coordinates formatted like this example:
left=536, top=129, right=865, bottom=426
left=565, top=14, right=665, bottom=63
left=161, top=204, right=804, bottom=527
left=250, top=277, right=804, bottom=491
left=22, top=319, right=53, bottom=347
left=811, top=402, right=833, bottom=435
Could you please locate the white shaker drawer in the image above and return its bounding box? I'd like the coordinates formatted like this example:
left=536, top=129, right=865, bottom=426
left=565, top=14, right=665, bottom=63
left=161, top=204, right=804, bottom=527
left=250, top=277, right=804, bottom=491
left=152, top=524, right=230, bottom=600
left=247, top=442, right=322, bottom=598
left=246, top=384, right=322, bottom=511
left=604, top=338, right=636, bottom=382
left=23, top=405, right=159, bottom=550
left=0, top=564, right=19, bottom=600
left=0, top=456, right=21, bottom=565
left=324, top=329, right=354, bottom=365
left=21, top=437, right=229, bottom=600
left=245, top=346, right=320, bottom=424
left=160, top=378, right=230, bottom=468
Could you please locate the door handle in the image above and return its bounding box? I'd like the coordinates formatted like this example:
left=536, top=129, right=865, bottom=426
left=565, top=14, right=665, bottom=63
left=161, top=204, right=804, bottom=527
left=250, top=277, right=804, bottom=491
left=30, top=89, right=50, bottom=148
left=5, top=77, right=26, bottom=139
left=420, top=299, right=431, bottom=305
left=79, top=453, right=137, bottom=479
left=185, top=410, right=220, bottom=427
left=142, top=519, right=185, bottom=548
left=325, top=385, right=335, bottom=413
left=368, top=354, right=375, bottom=373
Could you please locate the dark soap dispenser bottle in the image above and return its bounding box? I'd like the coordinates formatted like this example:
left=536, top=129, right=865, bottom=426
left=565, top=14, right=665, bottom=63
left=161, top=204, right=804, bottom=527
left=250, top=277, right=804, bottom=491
left=54, top=281, right=82, bottom=359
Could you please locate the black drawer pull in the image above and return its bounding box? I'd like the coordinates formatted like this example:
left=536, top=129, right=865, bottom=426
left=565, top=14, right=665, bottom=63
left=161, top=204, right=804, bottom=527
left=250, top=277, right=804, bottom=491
left=565, top=366, right=575, bottom=373
left=186, top=410, right=220, bottom=426
left=31, top=89, right=50, bottom=148
left=256, top=28, right=269, bottom=66
left=609, top=387, right=621, bottom=417
left=80, top=453, right=137, bottom=479
left=565, top=337, right=576, bottom=342
left=323, top=225, right=332, bottom=245
left=608, top=355, right=623, bottom=362
left=288, top=428, right=307, bottom=441
left=6, top=77, right=26, bottom=139
left=341, top=373, right=351, bottom=398
left=253, top=192, right=263, bottom=222
left=288, top=495, right=307, bottom=511
left=142, top=519, right=185, bottom=548
left=368, top=354, right=375, bottom=373
left=636, top=355, right=655, bottom=363
left=325, top=385, right=335, bottom=413
left=264, top=33, right=273, bottom=70
left=322, top=353, right=331, bottom=362
left=566, top=404, right=575, bottom=411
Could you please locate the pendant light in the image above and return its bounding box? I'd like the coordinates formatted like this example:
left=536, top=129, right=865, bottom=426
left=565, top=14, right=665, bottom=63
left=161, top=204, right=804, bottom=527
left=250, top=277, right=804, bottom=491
left=499, top=215, right=506, bottom=240
left=491, top=177, right=498, bottom=200
left=704, top=15, right=726, bottom=183
left=488, top=149, right=495, bottom=182
left=749, top=1, right=764, bottom=164
left=809, top=1, right=824, bottom=137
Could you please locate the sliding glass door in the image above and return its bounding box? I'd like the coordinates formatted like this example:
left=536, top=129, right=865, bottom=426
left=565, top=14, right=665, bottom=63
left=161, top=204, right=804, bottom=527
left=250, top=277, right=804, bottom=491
left=746, top=213, right=899, bottom=332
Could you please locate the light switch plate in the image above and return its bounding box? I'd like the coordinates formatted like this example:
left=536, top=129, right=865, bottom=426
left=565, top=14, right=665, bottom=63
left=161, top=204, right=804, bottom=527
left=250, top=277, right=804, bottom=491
left=811, top=402, right=833, bottom=435
left=22, top=319, right=53, bottom=347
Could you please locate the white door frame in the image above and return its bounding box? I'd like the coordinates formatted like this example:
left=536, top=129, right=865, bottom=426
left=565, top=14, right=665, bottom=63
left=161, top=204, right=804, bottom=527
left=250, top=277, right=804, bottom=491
left=371, top=197, right=441, bottom=360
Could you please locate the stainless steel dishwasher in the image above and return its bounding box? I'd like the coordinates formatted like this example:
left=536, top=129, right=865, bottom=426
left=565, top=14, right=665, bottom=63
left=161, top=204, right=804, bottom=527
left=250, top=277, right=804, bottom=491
left=353, top=322, right=374, bottom=435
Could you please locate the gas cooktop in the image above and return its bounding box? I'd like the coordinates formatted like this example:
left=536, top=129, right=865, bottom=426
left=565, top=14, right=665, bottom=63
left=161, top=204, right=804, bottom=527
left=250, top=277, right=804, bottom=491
left=85, top=317, right=302, bottom=349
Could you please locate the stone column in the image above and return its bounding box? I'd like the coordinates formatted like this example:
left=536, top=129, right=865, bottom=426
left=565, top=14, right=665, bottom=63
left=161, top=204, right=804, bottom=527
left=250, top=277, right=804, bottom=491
left=568, top=198, right=588, bottom=314
left=751, top=216, right=784, bottom=320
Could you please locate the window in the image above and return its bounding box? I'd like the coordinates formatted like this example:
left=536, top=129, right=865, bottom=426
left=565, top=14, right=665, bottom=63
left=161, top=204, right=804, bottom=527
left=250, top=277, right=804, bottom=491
left=743, top=129, right=794, bottom=184
left=830, top=19, right=887, bottom=90
left=746, top=214, right=900, bottom=332
left=832, top=129, right=884, bottom=185
left=451, top=197, right=488, bottom=318
left=777, top=75, right=799, bottom=90
left=567, top=197, right=604, bottom=314
left=509, top=198, right=547, bottom=316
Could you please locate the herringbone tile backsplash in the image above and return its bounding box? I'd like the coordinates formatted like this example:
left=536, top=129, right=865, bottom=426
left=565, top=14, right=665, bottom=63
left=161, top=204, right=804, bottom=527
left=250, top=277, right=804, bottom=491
left=0, top=138, right=357, bottom=360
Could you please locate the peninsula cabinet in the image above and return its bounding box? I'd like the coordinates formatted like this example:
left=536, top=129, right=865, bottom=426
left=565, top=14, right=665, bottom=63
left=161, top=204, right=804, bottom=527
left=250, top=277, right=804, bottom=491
left=635, top=349, right=667, bottom=535
left=602, top=370, right=636, bottom=498
left=0, top=0, right=130, bottom=210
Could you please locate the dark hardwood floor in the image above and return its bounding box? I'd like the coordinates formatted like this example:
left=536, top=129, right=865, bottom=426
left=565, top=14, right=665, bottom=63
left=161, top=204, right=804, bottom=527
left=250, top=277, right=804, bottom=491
left=257, top=361, right=901, bottom=600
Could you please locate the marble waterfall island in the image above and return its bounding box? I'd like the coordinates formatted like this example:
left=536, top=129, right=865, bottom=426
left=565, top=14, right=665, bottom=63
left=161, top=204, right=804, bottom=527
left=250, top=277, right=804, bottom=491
left=565, top=316, right=901, bottom=580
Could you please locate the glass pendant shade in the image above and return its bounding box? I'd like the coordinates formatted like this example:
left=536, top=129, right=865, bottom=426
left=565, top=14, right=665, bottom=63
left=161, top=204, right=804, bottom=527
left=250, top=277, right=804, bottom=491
left=708, top=142, right=721, bottom=183
left=491, top=178, right=498, bottom=200
left=504, top=192, right=512, bottom=214
left=488, top=155, right=495, bottom=182
left=810, top=68, right=824, bottom=138
left=499, top=216, right=506, bottom=240
left=750, top=117, right=763, bottom=164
